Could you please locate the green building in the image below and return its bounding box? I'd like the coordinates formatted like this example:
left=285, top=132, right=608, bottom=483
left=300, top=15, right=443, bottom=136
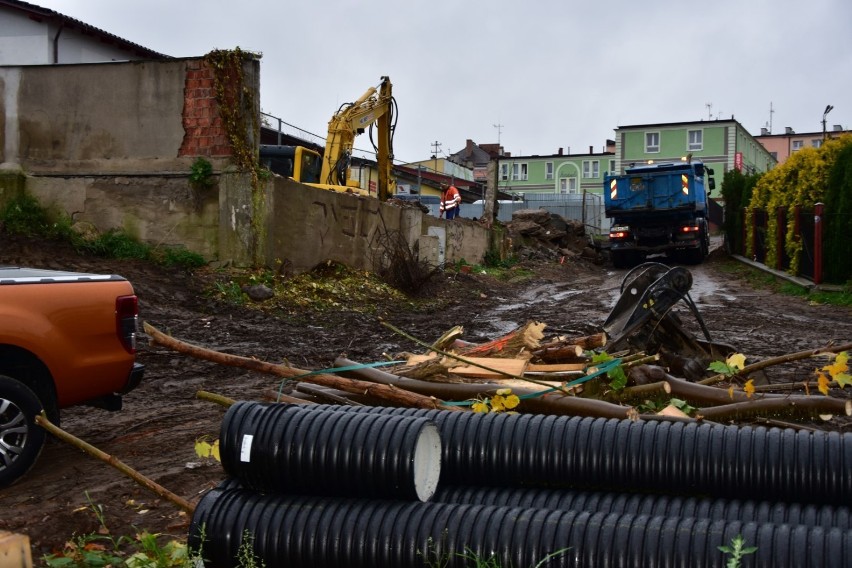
left=494, top=145, right=616, bottom=197
left=613, top=118, right=776, bottom=179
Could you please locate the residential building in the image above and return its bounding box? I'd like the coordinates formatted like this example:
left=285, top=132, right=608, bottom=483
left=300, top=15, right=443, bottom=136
left=448, top=139, right=505, bottom=183
left=755, top=125, right=849, bottom=163
left=494, top=145, right=615, bottom=197
left=613, top=118, right=776, bottom=178
left=0, top=0, right=169, bottom=64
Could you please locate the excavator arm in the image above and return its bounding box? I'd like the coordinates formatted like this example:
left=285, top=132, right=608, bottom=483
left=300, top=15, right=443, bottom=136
left=320, top=76, right=395, bottom=200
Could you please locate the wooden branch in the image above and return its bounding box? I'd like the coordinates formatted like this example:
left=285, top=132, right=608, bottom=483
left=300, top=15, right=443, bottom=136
left=196, top=390, right=236, bottom=408
left=144, top=322, right=458, bottom=411
left=606, top=381, right=671, bottom=404
left=696, top=397, right=851, bottom=422
left=35, top=413, right=195, bottom=514
left=381, top=320, right=570, bottom=394
left=335, top=356, right=634, bottom=419
left=455, top=321, right=546, bottom=358
left=295, top=383, right=366, bottom=406
left=699, top=342, right=852, bottom=386
left=534, top=331, right=607, bottom=356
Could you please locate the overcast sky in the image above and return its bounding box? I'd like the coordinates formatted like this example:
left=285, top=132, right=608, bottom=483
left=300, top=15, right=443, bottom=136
left=37, top=0, right=852, bottom=164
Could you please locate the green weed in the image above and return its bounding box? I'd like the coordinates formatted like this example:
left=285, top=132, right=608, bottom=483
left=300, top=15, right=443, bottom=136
left=718, top=534, right=757, bottom=568
left=0, top=193, right=207, bottom=270
left=41, top=492, right=203, bottom=568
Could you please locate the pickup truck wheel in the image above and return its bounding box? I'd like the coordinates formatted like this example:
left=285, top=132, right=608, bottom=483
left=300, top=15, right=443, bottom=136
left=0, top=376, right=46, bottom=487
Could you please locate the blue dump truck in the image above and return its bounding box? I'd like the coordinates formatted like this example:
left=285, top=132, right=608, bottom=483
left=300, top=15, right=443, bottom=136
left=604, top=159, right=715, bottom=268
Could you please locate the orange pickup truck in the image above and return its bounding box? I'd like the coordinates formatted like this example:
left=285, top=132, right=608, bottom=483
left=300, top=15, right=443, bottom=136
left=0, top=266, right=144, bottom=486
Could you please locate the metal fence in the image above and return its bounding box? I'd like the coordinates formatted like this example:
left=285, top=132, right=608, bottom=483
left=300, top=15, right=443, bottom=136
left=428, top=193, right=606, bottom=235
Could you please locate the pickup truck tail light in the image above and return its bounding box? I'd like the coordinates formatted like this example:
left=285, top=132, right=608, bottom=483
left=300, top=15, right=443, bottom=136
left=116, top=295, right=139, bottom=354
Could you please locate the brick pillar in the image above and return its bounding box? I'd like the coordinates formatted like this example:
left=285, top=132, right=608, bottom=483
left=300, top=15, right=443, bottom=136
left=179, top=61, right=231, bottom=157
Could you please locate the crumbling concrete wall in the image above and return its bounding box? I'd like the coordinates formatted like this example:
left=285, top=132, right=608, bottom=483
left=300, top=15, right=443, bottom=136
left=262, top=178, right=489, bottom=273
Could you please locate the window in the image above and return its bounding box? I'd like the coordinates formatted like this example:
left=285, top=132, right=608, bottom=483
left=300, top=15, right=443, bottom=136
left=559, top=177, right=578, bottom=194
left=582, top=160, right=600, bottom=179
left=770, top=152, right=778, bottom=160
left=688, top=129, right=703, bottom=151
left=511, top=163, right=528, bottom=181
left=500, top=163, right=509, bottom=181
left=792, top=140, right=803, bottom=152
left=609, top=160, right=616, bottom=175
left=645, top=132, right=660, bottom=153
left=812, top=139, right=823, bottom=149
left=545, top=162, right=554, bottom=180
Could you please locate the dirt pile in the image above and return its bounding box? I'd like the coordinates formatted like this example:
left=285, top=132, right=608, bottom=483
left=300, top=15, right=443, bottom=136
left=505, top=208, right=603, bottom=264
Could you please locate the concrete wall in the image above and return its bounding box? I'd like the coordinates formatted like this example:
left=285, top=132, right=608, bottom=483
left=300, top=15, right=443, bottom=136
left=0, top=57, right=249, bottom=258
left=261, top=177, right=489, bottom=273
left=0, top=56, right=493, bottom=271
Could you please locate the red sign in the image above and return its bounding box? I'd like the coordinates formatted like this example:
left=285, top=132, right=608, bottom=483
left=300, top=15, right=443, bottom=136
left=734, top=152, right=743, bottom=171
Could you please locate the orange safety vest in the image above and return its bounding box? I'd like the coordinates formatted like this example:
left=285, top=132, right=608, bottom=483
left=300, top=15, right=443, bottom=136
left=440, top=186, right=461, bottom=211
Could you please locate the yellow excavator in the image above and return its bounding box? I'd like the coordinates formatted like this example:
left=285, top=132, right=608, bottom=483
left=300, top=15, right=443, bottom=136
left=261, top=76, right=396, bottom=200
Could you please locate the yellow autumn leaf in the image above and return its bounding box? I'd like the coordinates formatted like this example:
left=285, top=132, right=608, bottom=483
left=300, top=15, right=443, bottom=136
left=822, top=352, right=849, bottom=377
left=726, top=353, right=746, bottom=371
left=727, top=386, right=735, bottom=399
left=210, top=439, right=220, bottom=462
left=490, top=395, right=506, bottom=412
left=503, top=394, right=521, bottom=409
left=471, top=401, right=489, bottom=413
left=817, top=373, right=831, bottom=395
left=835, top=373, right=852, bottom=388
left=496, top=388, right=512, bottom=396
left=194, top=438, right=214, bottom=459
left=743, top=379, right=755, bottom=398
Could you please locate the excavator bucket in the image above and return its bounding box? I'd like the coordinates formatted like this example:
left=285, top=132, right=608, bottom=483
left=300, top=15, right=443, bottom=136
left=603, top=263, right=734, bottom=380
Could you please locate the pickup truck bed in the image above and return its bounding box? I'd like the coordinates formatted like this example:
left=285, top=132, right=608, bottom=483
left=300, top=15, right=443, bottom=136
left=0, top=266, right=143, bottom=486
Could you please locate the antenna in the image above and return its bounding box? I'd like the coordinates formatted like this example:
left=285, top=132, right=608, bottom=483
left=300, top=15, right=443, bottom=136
left=705, top=102, right=713, bottom=120
left=493, top=122, right=503, bottom=146
left=768, top=102, right=774, bottom=134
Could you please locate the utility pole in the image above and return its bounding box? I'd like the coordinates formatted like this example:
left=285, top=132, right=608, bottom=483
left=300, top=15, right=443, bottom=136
left=431, top=140, right=441, bottom=175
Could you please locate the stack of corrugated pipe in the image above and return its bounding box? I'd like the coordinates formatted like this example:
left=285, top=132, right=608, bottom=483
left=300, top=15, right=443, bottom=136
left=189, top=403, right=852, bottom=567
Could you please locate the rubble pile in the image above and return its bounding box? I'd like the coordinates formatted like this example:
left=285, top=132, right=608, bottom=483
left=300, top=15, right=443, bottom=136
left=505, top=208, right=602, bottom=264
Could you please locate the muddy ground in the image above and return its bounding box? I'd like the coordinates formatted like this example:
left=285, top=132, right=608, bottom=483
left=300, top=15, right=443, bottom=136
left=1, top=233, right=851, bottom=560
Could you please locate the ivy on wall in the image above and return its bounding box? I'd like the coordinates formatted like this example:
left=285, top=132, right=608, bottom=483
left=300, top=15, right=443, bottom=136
left=204, top=47, right=268, bottom=264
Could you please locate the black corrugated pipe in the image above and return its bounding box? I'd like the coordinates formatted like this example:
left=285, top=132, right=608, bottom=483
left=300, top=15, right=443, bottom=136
left=188, top=486, right=852, bottom=568
left=433, top=485, right=852, bottom=530
left=295, top=405, right=852, bottom=506
left=219, top=402, right=441, bottom=501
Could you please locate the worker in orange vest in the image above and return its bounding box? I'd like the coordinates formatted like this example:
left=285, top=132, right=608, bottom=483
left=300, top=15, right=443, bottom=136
left=439, top=183, right=461, bottom=219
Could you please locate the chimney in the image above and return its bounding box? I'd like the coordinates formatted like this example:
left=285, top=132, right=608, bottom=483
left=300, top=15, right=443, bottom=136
left=589, top=145, right=593, bottom=154
left=834, top=125, right=843, bottom=132
left=558, top=147, right=563, bottom=155
left=760, top=127, right=769, bottom=136
left=785, top=127, right=795, bottom=135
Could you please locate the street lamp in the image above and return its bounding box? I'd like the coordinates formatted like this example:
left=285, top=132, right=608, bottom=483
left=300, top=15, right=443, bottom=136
left=822, top=105, right=834, bottom=141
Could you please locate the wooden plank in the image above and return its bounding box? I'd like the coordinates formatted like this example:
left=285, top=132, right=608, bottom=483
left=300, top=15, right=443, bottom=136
left=0, top=532, right=32, bottom=568
left=406, top=355, right=528, bottom=379
left=526, top=362, right=587, bottom=372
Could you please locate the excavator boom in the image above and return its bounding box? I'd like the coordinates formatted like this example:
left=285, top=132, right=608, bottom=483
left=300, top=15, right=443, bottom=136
left=320, top=76, right=395, bottom=200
